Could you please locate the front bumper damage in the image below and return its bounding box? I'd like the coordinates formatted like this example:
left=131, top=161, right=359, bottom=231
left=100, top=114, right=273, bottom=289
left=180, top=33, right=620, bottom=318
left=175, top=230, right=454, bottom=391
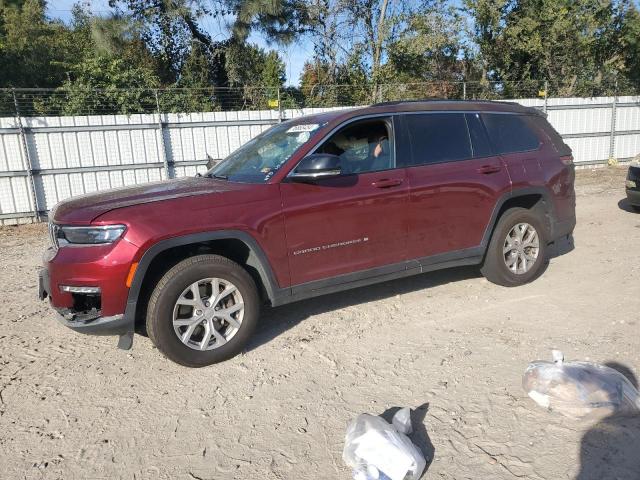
left=38, top=267, right=133, bottom=349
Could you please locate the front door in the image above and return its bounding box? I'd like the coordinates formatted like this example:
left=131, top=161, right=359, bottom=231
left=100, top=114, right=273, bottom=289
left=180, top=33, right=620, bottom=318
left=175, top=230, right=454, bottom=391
left=280, top=116, right=409, bottom=286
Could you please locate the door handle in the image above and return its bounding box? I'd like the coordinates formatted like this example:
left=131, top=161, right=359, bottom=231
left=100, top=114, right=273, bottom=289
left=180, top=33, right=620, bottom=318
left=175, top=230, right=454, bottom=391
left=477, top=164, right=502, bottom=174
left=372, top=178, right=403, bottom=188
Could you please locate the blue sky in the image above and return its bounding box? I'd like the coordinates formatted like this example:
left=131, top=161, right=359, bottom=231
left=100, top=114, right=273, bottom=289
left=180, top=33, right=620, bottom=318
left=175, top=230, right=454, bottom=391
left=45, top=0, right=312, bottom=86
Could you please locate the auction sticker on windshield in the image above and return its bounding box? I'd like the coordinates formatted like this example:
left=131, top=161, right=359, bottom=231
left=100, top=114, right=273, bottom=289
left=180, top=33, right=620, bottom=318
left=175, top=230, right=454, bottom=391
left=287, top=123, right=321, bottom=133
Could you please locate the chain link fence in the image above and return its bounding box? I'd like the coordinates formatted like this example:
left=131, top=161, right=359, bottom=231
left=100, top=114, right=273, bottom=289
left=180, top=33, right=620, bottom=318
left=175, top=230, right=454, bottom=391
left=1, top=80, right=638, bottom=117
left=1, top=87, right=283, bottom=117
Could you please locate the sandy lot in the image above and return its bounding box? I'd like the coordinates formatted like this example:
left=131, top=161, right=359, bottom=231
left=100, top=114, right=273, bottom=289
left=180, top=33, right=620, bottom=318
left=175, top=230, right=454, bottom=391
left=0, top=166, right=639, bottom=480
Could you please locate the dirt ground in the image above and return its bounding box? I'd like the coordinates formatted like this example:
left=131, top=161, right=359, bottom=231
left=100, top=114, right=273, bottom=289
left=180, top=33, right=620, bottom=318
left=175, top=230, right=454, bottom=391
left=0, top=166, right=639, bottom=480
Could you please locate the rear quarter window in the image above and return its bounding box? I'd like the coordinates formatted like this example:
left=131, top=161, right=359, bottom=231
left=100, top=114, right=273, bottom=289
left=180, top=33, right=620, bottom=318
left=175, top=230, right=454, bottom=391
left=528, top=115, right=572, bottom=156
left=481, top=113, right=541, bottom=154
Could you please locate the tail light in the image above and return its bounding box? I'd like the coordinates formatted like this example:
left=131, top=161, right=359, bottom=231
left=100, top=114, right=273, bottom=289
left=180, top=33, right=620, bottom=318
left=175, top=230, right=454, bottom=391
left=560, top=155, right=573, bottom=166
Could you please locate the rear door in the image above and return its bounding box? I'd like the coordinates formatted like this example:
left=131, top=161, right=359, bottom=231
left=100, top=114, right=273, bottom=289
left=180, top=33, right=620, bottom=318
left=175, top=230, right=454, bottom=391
left=402, top=112, right=512, bottom=260
left=280, top=116, right=410, bottom=286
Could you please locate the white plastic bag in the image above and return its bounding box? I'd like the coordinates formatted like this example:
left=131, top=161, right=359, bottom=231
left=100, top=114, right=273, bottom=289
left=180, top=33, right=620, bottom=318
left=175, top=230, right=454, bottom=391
left=392, top=407, right=412, bottom=435
left=523, top=350, right=640, bottom=418
left=343, top=409, right=425, bottom=480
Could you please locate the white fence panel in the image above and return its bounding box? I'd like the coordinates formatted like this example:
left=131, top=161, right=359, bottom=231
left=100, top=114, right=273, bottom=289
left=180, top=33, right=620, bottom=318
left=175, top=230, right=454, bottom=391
left=547, top=107, right=612, bottom=135
left=0, top=101, right=638, bottom=224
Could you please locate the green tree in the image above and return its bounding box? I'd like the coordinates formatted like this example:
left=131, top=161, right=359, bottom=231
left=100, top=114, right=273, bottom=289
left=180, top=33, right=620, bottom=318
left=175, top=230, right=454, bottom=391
left=46, top=10, right=161, bottom=114
left=383, top=0, right=468, bottom=97
left=261, top=50, right=286, bottom=88
left=109, top=0, right=201, bottom=84
left=49, top=55, right=159, bottom=115
left=162, top=41, right=218, bottom=112
left=343, top=0, right=406, bottom=99
left=299, top=54, right=369, bottom=106
left=224, top=0, right=310, bottom=43
left=0, top=0, right=82, bottom=88
left=225, top=42, right=269, bottom=87
left=619, top=3, right=640, bottom=91
left=224, top=43, right=289, bottom=109
left=465, top=0, right=639, bottom=96
left=302, top=0, right=415, bottom=102
left=111, top=0, right=308, bottom=88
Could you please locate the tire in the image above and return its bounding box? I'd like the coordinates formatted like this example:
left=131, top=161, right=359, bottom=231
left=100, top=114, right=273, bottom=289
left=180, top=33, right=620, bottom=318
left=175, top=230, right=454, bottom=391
left=146, top=254, right=260, bottom=367
left=480, top=207, right=548, bottom=287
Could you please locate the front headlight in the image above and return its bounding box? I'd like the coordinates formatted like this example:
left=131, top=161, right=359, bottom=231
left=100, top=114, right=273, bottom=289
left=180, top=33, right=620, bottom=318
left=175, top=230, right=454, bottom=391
left=626, top=179, right=637, bottom=189
left=57, top=225, right=126, bottom=245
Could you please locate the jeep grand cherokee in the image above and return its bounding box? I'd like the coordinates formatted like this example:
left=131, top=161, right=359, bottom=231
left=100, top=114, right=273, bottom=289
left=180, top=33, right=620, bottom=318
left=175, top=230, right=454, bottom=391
left=39, top=100, right=576, bottom=367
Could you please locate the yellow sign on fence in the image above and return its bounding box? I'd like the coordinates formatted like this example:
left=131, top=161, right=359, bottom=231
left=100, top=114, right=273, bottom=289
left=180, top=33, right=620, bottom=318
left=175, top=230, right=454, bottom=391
left=268, top=99, right=279, bottom=108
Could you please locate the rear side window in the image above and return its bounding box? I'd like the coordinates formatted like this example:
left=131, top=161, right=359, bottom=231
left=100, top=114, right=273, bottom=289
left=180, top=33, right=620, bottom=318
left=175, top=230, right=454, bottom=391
left=528, top=115, right=572, bottom=156
left=465, top=113, right=492, bottom=158
left=481, top=113, right=540, bottom=154
left=405, top=113, right=472, bottom=166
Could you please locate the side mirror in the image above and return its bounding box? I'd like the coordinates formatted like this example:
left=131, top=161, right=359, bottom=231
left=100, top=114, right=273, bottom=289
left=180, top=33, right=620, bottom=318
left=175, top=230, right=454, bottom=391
left=289, top=153, right=341, bottom=182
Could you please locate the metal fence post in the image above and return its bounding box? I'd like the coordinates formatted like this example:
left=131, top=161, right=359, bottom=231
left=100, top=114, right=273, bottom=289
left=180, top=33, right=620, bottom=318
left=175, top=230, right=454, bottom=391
left=155, top=89, right=172, bottom=179
left=609, top=81, right=618, bottom=161
left=463, top=82, right=467, bottom=100
left=12, top=89, right=41, bottom=222
left=277, top=87, right=282, bottom=122
left=543, top=80, right=548, bottom=114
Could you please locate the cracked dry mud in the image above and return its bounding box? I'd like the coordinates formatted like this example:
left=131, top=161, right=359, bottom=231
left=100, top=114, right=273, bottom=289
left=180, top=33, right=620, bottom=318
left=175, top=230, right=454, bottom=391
left=0, top=166, right=639, bottom=479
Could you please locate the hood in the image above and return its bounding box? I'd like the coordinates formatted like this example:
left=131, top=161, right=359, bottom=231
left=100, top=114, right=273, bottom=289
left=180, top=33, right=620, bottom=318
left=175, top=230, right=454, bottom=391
left=52, top=176, right=248, bottom=224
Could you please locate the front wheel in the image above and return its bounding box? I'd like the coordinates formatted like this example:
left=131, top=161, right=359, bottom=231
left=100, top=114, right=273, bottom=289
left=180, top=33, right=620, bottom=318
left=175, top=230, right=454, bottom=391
left=146, top=254, right=260, bottom=367
left=481, top=207, right=548, bottom=287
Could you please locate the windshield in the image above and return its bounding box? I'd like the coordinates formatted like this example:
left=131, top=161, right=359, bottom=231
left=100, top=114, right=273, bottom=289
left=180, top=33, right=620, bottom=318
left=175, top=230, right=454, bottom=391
left=207, top=121, right=325, bottom=183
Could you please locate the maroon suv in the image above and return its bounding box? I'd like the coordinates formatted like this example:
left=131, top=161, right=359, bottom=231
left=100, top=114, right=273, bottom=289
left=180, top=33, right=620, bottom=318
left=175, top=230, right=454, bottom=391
left=38, top=100, right=576, bottom=367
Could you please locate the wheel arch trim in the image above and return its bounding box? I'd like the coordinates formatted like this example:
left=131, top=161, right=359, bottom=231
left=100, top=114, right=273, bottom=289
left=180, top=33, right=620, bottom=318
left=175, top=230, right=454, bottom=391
left=122, top=230, right=286, bottom=330
left=481, top=187, right=556, bottom=249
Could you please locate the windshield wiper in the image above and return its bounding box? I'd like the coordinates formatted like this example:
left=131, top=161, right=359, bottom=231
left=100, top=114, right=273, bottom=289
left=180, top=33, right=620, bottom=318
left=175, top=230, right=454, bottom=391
left=207, top=173, right=228, bottom=180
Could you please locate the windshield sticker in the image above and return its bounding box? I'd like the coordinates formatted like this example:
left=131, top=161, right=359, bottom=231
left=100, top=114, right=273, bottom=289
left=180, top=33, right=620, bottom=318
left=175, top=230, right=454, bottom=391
left=287, top=123, right=320, bottom=133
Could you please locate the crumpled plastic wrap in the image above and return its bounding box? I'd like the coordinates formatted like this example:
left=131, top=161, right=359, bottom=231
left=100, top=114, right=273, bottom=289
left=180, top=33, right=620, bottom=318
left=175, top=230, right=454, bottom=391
left=343, top=409, right=425, bottom=480
left=523, top=350, right=640, bottom=419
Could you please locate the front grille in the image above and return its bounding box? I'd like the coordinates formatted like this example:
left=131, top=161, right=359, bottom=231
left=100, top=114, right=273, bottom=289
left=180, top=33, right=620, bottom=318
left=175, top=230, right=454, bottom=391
left=48, top=223, right=59, bottom=251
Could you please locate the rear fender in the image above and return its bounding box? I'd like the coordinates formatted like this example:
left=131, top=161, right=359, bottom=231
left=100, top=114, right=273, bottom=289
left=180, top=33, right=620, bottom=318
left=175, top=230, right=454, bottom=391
left=481, top=187, right=557, bottom=249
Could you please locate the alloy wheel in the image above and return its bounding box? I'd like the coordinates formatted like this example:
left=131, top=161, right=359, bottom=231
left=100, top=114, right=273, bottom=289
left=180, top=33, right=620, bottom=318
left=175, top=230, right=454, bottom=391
left=503, top=223, right=539, bottom=274
left=172, top=278, right=244, bottom=350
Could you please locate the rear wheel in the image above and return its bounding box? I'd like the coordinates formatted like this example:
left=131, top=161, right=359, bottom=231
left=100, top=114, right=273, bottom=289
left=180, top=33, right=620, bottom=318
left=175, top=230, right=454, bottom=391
left=481, top=207, right=548, bottom=287
left=146, top=254, right=260, bottom=367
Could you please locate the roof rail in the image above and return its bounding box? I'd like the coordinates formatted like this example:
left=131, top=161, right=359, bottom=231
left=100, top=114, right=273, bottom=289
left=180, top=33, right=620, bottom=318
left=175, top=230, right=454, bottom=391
left=371, top=98, right=521, bottom=107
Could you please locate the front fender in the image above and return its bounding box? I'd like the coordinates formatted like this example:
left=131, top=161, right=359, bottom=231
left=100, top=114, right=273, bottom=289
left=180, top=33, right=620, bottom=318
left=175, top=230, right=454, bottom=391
left=121, top=230, right=290, bottom=338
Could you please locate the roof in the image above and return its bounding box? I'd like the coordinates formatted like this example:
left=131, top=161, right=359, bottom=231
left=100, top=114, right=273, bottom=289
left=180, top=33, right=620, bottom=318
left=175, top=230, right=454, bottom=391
left=285, top=99, right=542, bottom=128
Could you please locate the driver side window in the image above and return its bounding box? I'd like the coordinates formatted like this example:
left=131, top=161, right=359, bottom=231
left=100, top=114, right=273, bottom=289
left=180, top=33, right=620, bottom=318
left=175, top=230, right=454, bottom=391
left=316, top=118, right=394, bottom=175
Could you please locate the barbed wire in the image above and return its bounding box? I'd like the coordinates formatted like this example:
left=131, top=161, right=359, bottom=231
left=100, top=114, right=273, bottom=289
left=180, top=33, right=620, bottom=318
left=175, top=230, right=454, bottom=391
left=0, top=80, right=637, bottom=117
